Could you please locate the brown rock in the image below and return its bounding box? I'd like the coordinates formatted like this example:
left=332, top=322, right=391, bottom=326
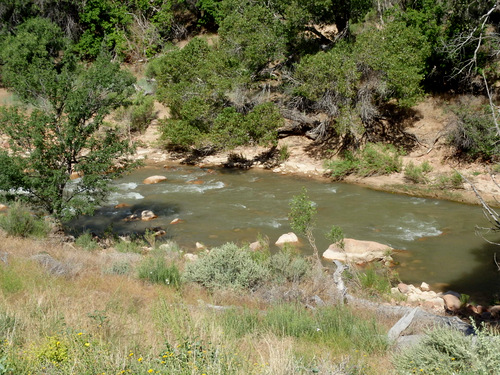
left=123, top=214, right=140, bottom=222
left=115, top=203, right=131, bottom=209
left=187, top=179, right=204, bottom=185
left=489, top=305, right=500, bottom=319
left=143, top=175, right=167, bottom=184
left=170, top=218, right=182, bottom=225
left=442, top=293, right=461, bottom=312
left=0, top=204, right=8, bottom=211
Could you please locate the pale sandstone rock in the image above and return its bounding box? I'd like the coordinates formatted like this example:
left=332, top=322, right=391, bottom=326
left=170, top=218, right=182, bottom=224
left=184, top=253, right=198, bottom=262
left=143, top=175, right=167, bottom=184
left=420, top=282, right=430, bottom=291
left=249, top=241, right=262, bottom=251
left=275, top=232, right=299, bottom=246
left=322, top=238, right=392, bottom=264
left=442, top=293, right=461, bottom=311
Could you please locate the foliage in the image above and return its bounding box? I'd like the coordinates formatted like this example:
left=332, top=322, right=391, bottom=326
left=326, top=225, right=345, bottom=249
left=267, top=248, right=311, bottom=283
left=114, top=239, right=143, bottom=254
left=75, top=232, right=100, bottom=251
left=137, top=256, right=180, bottom=287
left=434, top=171, right=464, bottom=189
left=393, top=323, right=500, bottom=375
left=0, top=19, right=141, bottom=221
left=326, top=143, right=402, bottom=180
left=448, top=103, right=500, bottom=160
left=288, top=188, right=316, bottom=237
left=350, top=263, right=396, bottom=299
left=218, top=0, right=286, bottom=73
left=404, top=161, right=433, bottom=184
left=0, top=202, right=49, bottom=238
left=182, top=243, right=269, bottom=290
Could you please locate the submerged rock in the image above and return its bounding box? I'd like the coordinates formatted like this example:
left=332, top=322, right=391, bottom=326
left=143, top=175, right=167, bottom=184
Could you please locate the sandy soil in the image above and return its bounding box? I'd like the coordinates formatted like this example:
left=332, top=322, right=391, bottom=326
left=136, top=97, right=500, bottom=207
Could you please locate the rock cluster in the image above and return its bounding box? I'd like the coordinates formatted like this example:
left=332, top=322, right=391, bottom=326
left=391, top=282, right=445, bottom=311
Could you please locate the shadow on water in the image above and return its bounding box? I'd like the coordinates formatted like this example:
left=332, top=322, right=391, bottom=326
left=444, top=238, right=500, bottom=305
left=64, top=201, right=181, bottom=239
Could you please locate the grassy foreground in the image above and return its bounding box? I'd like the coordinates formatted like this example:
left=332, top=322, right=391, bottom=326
left=0, top=233, right=394, bottom=375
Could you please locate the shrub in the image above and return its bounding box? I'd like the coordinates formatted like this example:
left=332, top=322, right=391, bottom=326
left=353, top=263, right=395, bottom=298
left=115, top=239, right=143, bottom=254
left=128, top=93, right=156, bottom=133
left=393, top=323, right=500, bottom=374
left=75, top=232, right=100, bottom=251
left=268, top=249, right=311, bottom=283
left=182, top=243, right=269, bottom=290
left=104, top=260, right=131, bottom=276
left=356, top=143, right=402, bottom=177
left=404, top=161, right=432, bottom=184
left=137, top=256, right=180, bottom=287
left=325, top=143, right=402, bottom=179
left=448, top=104, right=499, bottom=160
left=434, top=171, right=464, bottom=189
left=0, top=202, right=49, bottom=238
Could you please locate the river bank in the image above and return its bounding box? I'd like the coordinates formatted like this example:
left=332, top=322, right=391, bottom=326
left=134, top=97, right=500, bottom=208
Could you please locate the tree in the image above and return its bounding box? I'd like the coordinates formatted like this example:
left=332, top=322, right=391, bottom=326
left=0, top=19, right=141, bottom=221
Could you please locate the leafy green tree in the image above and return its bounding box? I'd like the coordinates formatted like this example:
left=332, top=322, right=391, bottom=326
left=0, top=19, right=140, bottom=221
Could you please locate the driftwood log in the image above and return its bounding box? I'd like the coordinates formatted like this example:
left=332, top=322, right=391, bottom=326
left=332, top=260, right=473, bottom=348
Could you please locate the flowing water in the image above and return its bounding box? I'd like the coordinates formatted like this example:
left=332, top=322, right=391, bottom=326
left=69, top=165, right=500, bottom=303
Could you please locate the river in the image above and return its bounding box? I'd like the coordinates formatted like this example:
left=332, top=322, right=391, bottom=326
left=68, top=165, right=500, bottom=303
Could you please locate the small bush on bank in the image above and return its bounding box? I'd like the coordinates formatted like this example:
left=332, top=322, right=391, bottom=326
left=75, top=232, right=100, bottom=251
left=268, top=248, right=311, bottom=283
left=325, top=143, right=402, bottom=180
left=404, top=161, right=432, bottom=184
left=182, top=243, right=269, bottom=290
left=137, top=256, right=180, bottom=287
left=393, top=323, right=500, bottom=374
left=448, top=103, right=499, bottom=160
left=434, top=171, right=464, bottom=189
left=0, top=202, right=49, bottom=238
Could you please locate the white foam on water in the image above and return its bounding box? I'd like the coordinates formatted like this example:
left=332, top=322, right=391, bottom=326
left=107, top=191, right=144, bottom=205
left=118, top=182, right=138, bottom=190
left=410, top=197, right=427, bottom=205
left=392, top=215, right=442, bottom=241
left=232, top=203, right=247, bottom=209
left=162, top=181, right=225, bottom=194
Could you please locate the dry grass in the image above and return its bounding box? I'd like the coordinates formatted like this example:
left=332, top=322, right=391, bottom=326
left=0, top=235, right=393, bottom=374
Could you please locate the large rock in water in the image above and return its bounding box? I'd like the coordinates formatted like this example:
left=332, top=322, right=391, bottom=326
left=322, top=238, right=393, bottom=264
left=143, top=175, right=167, bottom=184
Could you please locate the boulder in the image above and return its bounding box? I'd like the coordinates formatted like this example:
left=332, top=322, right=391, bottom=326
left=170, top=218, right=182, bottom=225
left=322, top=238, right=393, bottom=264
left=141, top=210, right=158, bottom=221
left=0, top=204, right=8, bottom=211
left=123, top=214, right=140, bottom=222
left=442, top=293, right=461, bottom=312
left=398, top=283, right=410, bottom=294
left=143, top=175, right=167, bottom=184
left=249, top=241, right=262, bottom=251
left=489, top=305, right=500, bottom=319
left=196, top=242, right=206, bottom=250
left=275, top=232, right=299, bottom=246
left=420, top=282, right=430, bottom=291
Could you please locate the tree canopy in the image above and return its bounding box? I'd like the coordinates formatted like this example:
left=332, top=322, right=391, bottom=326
left=0, top=19, right=141, bottom=221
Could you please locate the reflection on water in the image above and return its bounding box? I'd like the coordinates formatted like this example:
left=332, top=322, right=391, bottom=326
left=67, top=165, right=500, bottom=302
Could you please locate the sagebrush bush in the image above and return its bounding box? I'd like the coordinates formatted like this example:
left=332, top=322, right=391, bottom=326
left=268, top=249, right=311, bottom=283
left=137, top=256, right=180, bottom=287
left=393, top=323, right=500, bottom=375
left=182, top=243, right=269, bottom=290
left=0, top=202, right=49, bottom=238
